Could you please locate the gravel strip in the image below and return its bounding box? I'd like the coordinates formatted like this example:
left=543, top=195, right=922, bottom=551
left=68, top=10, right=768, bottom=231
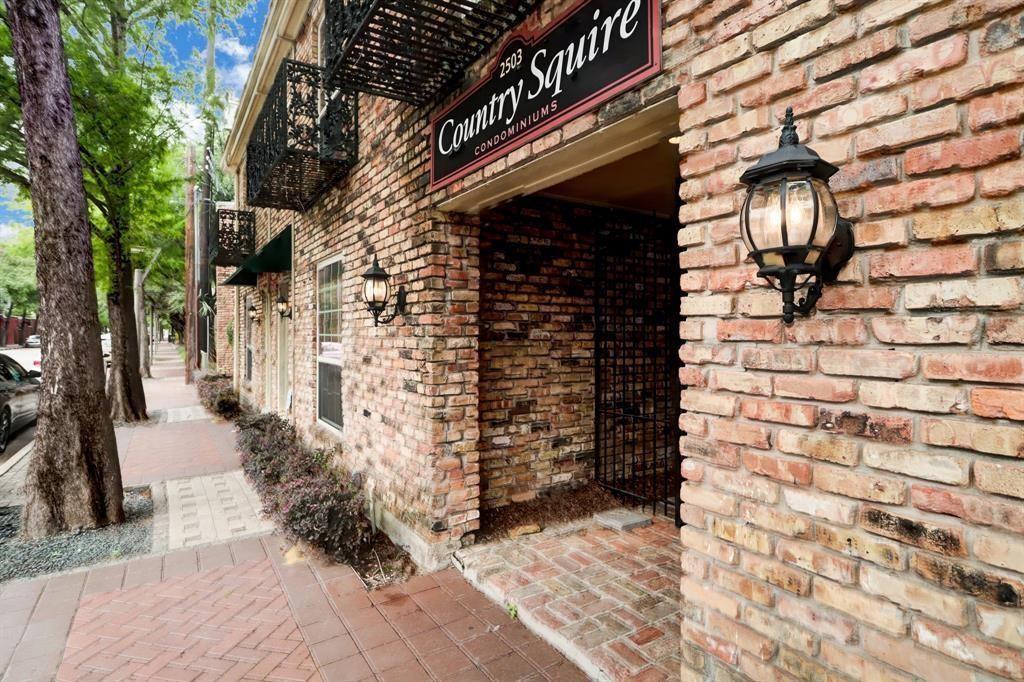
left=0, top=486, right=153, bottom=583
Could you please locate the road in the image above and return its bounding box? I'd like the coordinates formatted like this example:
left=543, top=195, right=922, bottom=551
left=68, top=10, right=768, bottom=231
left=0, top=347, right=40, bottom=465
left=3, top=347, right=42, bottom=372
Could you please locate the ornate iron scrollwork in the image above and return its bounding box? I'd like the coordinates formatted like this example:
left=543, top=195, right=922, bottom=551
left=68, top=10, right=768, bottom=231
left=245, top=60, right=358, bottom=211
left=323, top=0, right=539, bottom=104
left=211, top=209, right=256, bottom=267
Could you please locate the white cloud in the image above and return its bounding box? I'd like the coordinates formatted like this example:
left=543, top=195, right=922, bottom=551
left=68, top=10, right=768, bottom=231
left=217, top=35, right=251, bottom=61
left=218, top=61, right=253, bottom=96
left=168, top=100, right=205, bottom=144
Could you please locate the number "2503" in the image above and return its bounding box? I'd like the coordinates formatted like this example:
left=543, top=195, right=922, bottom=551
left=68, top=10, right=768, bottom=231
left=499, top=48, right=524, bottom=78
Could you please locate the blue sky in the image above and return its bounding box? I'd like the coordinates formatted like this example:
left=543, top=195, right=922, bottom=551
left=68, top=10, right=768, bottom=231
left=0, top=0, right=270, bottom=234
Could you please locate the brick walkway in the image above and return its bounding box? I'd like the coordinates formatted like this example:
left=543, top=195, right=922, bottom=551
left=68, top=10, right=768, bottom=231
left=0, top=344, right=240, bottom=503
left=455, top=516, right=681, bottom=681
left=1, top=535, right=580, bottom=681
left=1, top=343, right=583, bottom=681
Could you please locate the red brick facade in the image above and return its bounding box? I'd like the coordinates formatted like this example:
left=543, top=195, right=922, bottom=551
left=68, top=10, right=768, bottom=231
left=479, top=197, right=598, bottom=508
left=223, top=0, right=1024, bottom=675
left=673, top=0, right=1024, bottom=679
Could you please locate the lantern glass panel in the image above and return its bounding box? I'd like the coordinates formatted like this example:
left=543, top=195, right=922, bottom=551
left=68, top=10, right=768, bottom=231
left=810, top=178, right=838, bottom=251
left=742, top=183, right=784, bottom=267
left=362, top=277, right=389, bottom=310
left=783, top=179, right=815, bottom=260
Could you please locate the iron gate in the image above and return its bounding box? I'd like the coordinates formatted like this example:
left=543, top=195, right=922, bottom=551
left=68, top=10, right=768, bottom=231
left=595, top=213, right=681, bottom=524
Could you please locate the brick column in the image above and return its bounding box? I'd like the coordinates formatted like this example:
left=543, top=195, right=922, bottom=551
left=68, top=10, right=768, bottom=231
left=673, top=0, right=1024, bottom=679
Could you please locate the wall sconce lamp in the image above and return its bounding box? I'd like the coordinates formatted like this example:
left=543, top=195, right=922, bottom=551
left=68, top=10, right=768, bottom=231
left=276, top=291, right=292, bottom=319
left=247, top=302, right=259, bottom=324
left=361, top=256, right=406, bottom=326
left=739, top=107, right=855, bottom=324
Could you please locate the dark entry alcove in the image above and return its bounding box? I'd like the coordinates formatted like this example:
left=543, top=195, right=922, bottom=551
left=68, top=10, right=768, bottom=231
left=477, top=183, right=679, bottom=522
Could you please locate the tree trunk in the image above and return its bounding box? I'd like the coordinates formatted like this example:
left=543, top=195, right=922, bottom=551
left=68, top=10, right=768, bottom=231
left=7, top=0, right=124, bottom=538
left=17, top=309, right=27, bottom=345
left=106, top=240, right=147, bottom=422
left=1, top=301, right=13, bottom=346
left=134, top=268, right=151, bottom=378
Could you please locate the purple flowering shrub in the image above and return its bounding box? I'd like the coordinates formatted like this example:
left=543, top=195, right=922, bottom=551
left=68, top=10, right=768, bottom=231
left=197, top=374, right=242, bottom=419
left=235, top=413, right=372, bottom=560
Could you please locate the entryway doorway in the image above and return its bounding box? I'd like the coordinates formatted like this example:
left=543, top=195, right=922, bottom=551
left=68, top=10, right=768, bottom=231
left=476, top=134, right=681, bottom=526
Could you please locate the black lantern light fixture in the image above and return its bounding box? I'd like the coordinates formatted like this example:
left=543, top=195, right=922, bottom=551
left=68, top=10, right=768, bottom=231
left=361, top=256, right=406, bottom=326
left=276, top=290, right=292, bottom=318
left=247, top=302, right=259, bottom=323
left=739, top=107, right=855, bottom=324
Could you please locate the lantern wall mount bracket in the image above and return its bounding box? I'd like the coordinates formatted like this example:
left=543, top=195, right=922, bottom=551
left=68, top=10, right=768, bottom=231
left=362, top=256, right=407, bottom=326
left=759, top=217, right=854, bottom=323
left=370, top=287, right=407, bottom=327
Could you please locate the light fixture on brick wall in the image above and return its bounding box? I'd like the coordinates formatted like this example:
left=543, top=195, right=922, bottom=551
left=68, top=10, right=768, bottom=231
left=361, top=256, right=406, bottom=326
left=247, top=302, right=259, bottom=324
left=276, top=290, right=292, bottom=318
left=739, top=106, right=855, bottom=324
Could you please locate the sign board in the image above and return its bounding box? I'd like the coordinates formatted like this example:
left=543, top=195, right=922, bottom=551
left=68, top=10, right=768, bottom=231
left=429, top=0, right=661, bottom=190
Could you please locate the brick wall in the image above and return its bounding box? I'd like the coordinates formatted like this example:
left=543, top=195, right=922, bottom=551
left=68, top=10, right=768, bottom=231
left=214, top=265, right=235, bottom=374
left=673, top=0, right=1024, bottom=679
left=478, top=197, right=597, bottom=509
left=228, top=0, right=680, bottom=565
left=231, top=9, right=484, bottom=564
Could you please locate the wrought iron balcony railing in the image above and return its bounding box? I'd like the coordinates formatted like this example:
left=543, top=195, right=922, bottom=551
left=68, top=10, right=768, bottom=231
left=211, top=209, right=256, bottom=267
left=323, top=0, right=537, bottom=104
left=245, top=59, right=358, bottom=211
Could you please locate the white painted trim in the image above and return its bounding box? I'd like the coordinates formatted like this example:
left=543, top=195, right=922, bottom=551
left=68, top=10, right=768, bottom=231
left=223, top=0, right=314, bottom=172
left=315, top=252, right=346, bottom=432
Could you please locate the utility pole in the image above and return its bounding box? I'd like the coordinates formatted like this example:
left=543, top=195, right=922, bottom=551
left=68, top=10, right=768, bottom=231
left=198, top=0, right=217, bottom=370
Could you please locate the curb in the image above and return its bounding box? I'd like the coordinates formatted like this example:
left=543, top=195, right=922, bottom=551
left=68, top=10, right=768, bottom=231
left=0, top=438, right=33, bottom=478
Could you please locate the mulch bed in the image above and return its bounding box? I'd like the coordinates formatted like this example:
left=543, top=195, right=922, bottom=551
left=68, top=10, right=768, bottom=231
left=0, top=486, right=153, bottom=583
left=475, top=482, right=621, bottom=544
left=349, top=531, right=417, bottom=591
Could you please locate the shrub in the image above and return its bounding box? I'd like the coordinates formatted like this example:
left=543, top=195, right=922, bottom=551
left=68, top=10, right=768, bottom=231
left=235, top=413, right=372, bottom=560
left=197, top=374, right=242, bottom=420
left=275, top=472, right=372, bottom=562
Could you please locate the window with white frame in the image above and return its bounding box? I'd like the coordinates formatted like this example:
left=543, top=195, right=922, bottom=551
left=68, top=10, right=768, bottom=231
left=317, top=256, right=344, bottom=430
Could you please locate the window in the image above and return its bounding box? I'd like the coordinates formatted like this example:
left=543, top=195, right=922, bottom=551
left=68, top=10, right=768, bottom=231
left=244, top=294, right=253, bottom=382
left=0, top=357, right=25, bottom=382
left=317, top=256, right=344, bottom=431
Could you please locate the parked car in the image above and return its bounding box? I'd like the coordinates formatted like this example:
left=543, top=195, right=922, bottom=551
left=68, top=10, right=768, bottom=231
left=0, top=353, right=40, bottom=452
left=25, top=334, right=40, bottom=348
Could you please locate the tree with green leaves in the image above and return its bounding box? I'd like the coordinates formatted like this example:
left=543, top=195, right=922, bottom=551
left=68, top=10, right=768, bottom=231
left=1, top=0, right=244, bottom=422
left=0, top=225, right=37, bottom=344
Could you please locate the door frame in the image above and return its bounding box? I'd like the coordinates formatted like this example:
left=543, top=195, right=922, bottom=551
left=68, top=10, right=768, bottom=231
left=277, top=305, right=291, bottom=413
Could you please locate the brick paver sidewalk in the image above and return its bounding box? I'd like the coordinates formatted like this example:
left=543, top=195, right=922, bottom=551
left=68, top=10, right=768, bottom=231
left=1, top=343, right=584, bottom=681
left=456, top=516, right=680, bottom=681
left=1, top=535, right=581, bottom=681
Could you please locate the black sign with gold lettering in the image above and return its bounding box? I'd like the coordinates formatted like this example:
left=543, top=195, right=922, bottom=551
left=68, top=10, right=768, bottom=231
left=430, top=0, right=661, bottom=189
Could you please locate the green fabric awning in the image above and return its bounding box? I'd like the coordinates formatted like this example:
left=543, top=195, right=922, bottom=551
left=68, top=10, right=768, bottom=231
left=222, top=266, right=257, bottom=286
left=219, top=227, right=292, bottom=287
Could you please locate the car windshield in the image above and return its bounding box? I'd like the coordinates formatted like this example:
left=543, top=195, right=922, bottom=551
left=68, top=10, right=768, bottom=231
left=0, top=357, right=27, bottom=381
left=0, top=358, right=18, bottom=378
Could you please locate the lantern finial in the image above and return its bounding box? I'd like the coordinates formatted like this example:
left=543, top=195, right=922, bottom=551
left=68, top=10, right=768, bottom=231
left=779, top=106, right=799, bottom=147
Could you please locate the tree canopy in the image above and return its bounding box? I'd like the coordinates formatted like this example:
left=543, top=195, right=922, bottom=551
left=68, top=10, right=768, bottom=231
left=0, top=226, right=37, bottom=316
